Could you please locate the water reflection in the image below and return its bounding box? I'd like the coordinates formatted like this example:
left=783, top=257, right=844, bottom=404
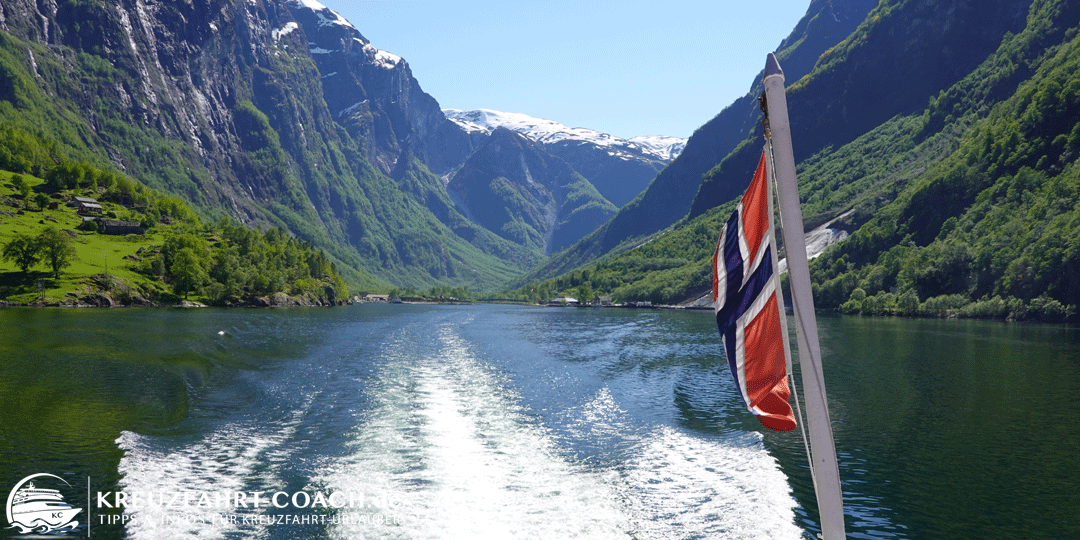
left=777, top=315, right=1080, bottom=540
left=3, top=307, right=1078, bottom=539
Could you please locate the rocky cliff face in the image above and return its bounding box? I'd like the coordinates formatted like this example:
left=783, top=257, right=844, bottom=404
left=0, top=0, right=667, bottom=288
left=284, top=0, right=475, bottom=176
left=1, top=0, right=328, bottom=217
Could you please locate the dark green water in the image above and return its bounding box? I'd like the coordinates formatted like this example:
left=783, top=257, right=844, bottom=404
left=794, top=315, right=1080, bottom=539
left=0, top=305, right=1077, bottom=539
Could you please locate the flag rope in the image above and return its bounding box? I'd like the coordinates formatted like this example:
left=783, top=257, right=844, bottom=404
left=764, top=132, right=819, bottom=501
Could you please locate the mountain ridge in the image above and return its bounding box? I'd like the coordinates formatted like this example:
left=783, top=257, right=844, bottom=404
left=444, top=108, right=686, bottom=162
left=444, top=108, right=684, bottom=208
left=518, top=0, right=881, bottom=285
left=0, top=0, right=662, bottom=291
left=446, top=127, right=617, bottom=256
left=0, top=0, right=534, bottom=289
left=511, top=0, right=1080, bottom=322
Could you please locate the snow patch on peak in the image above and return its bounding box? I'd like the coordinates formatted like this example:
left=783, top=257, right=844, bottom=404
left=288, top=0, right=406, bottom=71
left=444, top=109, right=568, bottom=139
left=272, top=22, right=299, bottom=42
left=443, top=109, right=687, bottom=161
left=362, top=43, right=401, bottom=69
left=628, top=136, right=688, bottom=161
left=291, top=0, right=354, bottom=30
left=443, top=109, right=618, bottom=146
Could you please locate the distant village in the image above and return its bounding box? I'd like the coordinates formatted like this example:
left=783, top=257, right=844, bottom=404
left=68, top=196, right=154, bottom=235
left=354, top=293, right=679, bottom=309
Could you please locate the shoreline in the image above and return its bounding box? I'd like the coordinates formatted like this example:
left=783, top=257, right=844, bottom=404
left=2, top=298, right=1072, bottom=324
left=0, top=291, right=353, bottom=309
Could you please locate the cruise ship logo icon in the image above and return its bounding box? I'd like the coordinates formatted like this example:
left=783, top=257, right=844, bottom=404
left=4, top=473, right=82, bottom=534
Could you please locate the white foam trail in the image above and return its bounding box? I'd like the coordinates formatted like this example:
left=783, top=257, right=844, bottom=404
left=624, top=427, right=803, bottom=539
left=318, top=325, right=633, bottom=539
left=319, top=322, right=802, bottom=539
left=113, top=312, right=802, bottom=539
left=115, top=397, right=312, bottom=539
left=557, top=388, right=802, bottom=539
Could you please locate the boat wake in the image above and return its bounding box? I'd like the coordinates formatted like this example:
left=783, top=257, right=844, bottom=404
left=115, top=396, right=312, bottom=540
left=314, top=319, right=802, bottom=539
left=111, top=308, right=803, bottom=539
left=315, top=322, right=633, bottom=539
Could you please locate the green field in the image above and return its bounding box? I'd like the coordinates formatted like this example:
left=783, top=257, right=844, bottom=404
left=0, top=170, right=176, bottom=304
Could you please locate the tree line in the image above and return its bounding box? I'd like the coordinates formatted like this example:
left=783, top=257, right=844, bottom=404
left=137, top=220, right=350, bottom=304
left=1, top=130, right=349, bottom=304
left=1, top=227, right=77, bottom=278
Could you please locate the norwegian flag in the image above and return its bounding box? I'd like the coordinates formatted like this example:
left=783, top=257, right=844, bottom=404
left=712, top=149, right=796, bottom=432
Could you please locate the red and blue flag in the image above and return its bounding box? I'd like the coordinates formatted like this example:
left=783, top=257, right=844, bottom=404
left=712, top=149, right=796, bottom=432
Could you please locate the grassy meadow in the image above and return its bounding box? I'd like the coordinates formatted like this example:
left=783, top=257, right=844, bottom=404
left=1, top=170, right=175, bottom=304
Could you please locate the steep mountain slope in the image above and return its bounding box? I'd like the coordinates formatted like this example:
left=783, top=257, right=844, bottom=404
left=445, top=109, right=684, bottom=207
left=516, top=0, right=1080, bottom=322
left=809, top=0, right=1080, bottom=318
left=689, top=0, right=1031, bottom=220
left=0, top=0, right=532, bottom=289
left=526, top=0, right=879, bottom=282
left=447, top=128, right=617, bottom=257
left=285, top=0, right=476, bottom=176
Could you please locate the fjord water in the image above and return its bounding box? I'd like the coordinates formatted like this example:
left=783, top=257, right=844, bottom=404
left=1, top=305, right=1077, bottom=539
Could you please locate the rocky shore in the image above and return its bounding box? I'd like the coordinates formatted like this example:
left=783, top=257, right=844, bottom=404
left=0, top=273, right=351, bottom=308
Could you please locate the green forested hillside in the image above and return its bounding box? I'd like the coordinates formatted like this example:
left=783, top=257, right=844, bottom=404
left=689, top=0, right=1032, bottom=222
left=812, top=11, right=1080, bottom=320
left=522, top=0, right=880, bottom=284
left=515, top=0, right=1080, bottom=322
left=0, top=1, right=532, bottom=292
left=0, top=24, right=384, bottom=291
left=0, top=165, right=349, bottom=306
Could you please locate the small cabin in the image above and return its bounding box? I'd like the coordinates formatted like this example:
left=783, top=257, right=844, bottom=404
left=77, top=202, right=103, bottom=214
left=98, top=219, right=144, bottom=235
left=70, top=196, right=103, bottom=215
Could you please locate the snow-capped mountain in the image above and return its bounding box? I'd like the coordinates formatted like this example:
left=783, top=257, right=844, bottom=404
left=286, top=0, right=472, bottom=175
left=444, top=109, right=686, bottom=163
left=627, top=136, right=687, bottom=162
left=444, top=109, right=686, bottom=207
left=447, top=128, right=618, bottom=256
left=280, top=2, right=685, bottom=211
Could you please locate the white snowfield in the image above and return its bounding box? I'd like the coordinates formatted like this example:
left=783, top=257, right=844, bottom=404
left=443, top=109, right=686, bottom=162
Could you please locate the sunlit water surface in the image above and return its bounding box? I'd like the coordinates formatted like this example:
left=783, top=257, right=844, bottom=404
left=1, top=304, right=1078, bottom=539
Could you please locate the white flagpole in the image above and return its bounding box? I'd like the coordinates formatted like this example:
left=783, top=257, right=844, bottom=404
left=762, top=52, right=847, bottom=539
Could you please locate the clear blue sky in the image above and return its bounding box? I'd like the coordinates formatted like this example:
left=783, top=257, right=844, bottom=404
left=324, top=1, right=811, bottom=140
